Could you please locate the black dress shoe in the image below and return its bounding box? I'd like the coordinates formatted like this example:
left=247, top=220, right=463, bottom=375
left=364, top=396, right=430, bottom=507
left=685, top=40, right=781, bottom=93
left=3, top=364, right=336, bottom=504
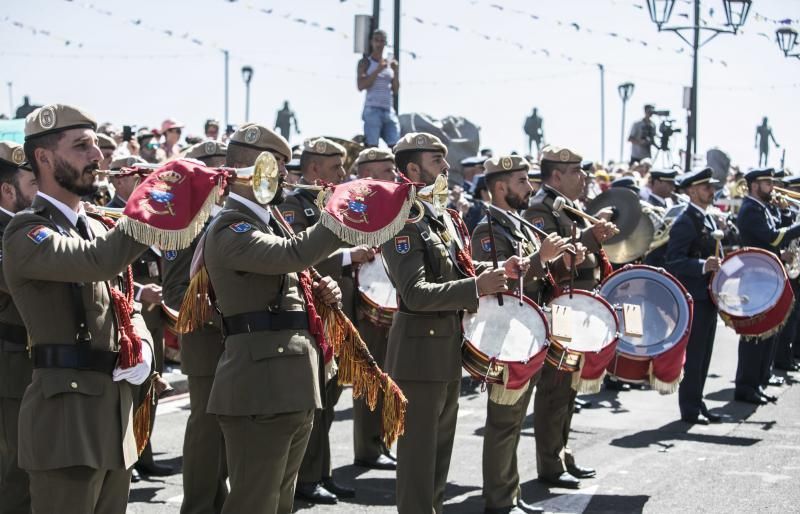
left=700, top=405, right=722, bottom=423
left=354, top=454, right=397, bottom=470
left=605, top=379, right=631, bottom=391
left=295, top=482, right=337, bottom=505
left=322, top=477, right=355, bottom=499
left=734, top=391, right=767, bottom=405
left=130, top=468, right=141, bottom=483
left=539, top=472, right=580, bottom=489
left=566, top=464, right=596, bottom=478
left=517, top=499, right=545, bottom=513
left=768, top=375, right=785, bottom=386
left=758, top=390, right=778, bottom=403
left=134, top=462, right=176, bottom=477
left=575, top=398, right=592, bottom=408
left=485, top=506, right=540, bottom=514
left=384, top=449, right=397, bottom=462
left=681, top=414, right=709, bottom=425
left=774, top=361, right=800, bottom=372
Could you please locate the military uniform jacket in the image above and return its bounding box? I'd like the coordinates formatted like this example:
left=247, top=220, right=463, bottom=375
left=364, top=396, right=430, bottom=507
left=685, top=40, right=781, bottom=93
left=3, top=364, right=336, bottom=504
left=471, top=204, right=569, bottom=303
left=161, top=226, right=222, bottom=377
left=738, top=196, right=800, bottom=254
left=523, top=185, right=602, bottom=290
left=664, top=204, right=716, bottom=303
left=0, top=209, right=32, bottom=399
left=2, top=195, right=151, bottom=471
left=381, top=204, right=491, bottom=382
left=204, top=196, right=343, bottom=416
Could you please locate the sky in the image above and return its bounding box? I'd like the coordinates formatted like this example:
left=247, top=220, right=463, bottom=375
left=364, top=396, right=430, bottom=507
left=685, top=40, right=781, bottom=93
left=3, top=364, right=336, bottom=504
left=1, top=0, right=798, bottom=170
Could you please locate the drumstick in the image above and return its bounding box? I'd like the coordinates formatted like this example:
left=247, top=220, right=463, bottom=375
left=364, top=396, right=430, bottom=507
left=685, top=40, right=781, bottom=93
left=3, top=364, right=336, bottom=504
left=569, top=222, right=577, bottom=299
left=505, top=211, right=576, bottom=256
left=518, top=241, right=524, bottom=306
left=552, top=197, right=620, bottom=235
left=712, top=230, right=725, bottom=259
left=483, top=205, right=504, bottom=306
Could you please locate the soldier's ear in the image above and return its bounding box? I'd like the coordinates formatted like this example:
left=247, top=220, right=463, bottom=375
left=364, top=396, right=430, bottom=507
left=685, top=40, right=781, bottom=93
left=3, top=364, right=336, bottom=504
left=406, top=162, right=420, bottom=181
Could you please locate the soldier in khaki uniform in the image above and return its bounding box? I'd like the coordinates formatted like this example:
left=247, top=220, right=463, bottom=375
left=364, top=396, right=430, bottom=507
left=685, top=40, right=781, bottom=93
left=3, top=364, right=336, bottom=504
left=472, top=155, right=576, bottom=514
left=3, top=104, right=154, bottom=513
left=351, top=147, right=397, bottom=470
left=0, top=141, right=38, bottom=514
left=163, top=140, right=229, bottom=514
left=204, top=123, right=344, bottom=514
left=280, top=138, right=367, bottom=503
left=523, top=146, right=616, bottom=489
left=381, top=133, right=526, bottom=514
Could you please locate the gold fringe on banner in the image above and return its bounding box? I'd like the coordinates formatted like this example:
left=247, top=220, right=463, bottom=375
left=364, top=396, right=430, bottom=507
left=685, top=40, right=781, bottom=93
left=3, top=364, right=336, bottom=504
left=116, top=184, right=221, bottom=251
left=176, top=267, right=212, bottom=333
left=133, top=382, right=154, bottom=456
left=316, top=301, right=407, bottom=447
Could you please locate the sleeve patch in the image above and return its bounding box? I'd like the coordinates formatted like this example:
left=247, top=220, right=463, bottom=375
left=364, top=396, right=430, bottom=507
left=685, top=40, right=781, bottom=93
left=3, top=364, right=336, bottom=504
left=282, top=210, right=295, bottom=224
left=229, top=222, right=253, bottom=233
left=531, top=217, right=545, bottom=229
left=164, top=249, right=178, bottom=261
left=480, top=236, right=493, bottom=253
left=394, top=235, right=410, bottom=254
left=27, top=225, right=54, bottom=244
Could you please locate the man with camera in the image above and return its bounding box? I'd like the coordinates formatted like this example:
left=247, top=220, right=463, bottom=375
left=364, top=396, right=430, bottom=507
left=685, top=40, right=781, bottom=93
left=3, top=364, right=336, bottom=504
left=628, top=104, right=657, bottom=166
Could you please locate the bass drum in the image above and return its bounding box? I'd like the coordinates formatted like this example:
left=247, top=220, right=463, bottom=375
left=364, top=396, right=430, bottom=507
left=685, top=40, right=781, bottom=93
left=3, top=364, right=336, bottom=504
left=356, top=253, right=397, bottom=327
left=462, top=293, right=550, bottom=388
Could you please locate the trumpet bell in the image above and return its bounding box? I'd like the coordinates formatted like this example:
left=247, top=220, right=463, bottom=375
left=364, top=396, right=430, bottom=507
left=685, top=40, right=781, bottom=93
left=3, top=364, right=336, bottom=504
left=230, top=151, right=281, bottom=204
left=416, top=174, right=450, bottom=217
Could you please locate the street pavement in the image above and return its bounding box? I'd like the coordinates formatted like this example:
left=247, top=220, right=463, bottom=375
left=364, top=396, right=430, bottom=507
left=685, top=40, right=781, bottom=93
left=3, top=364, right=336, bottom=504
left=129, top=320, right=800, bottom=513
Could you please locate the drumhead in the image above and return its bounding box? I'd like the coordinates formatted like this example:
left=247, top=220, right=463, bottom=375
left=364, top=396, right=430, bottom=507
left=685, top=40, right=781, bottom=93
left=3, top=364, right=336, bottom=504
left=600, top=265, right=691, bottom=357
left=462, top=294, right=549, bottom=363
left=548, top=291, right=618, bottom=352
left=357, top=254, right=398, bottom=311
left=711, top=248, right=786, bottom=318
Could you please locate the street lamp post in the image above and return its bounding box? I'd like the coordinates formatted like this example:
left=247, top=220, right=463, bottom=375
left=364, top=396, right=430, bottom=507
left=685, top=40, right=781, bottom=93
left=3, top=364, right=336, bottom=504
left=618, top=82, right=635, bottom=163
left=776, top=27, right=800, bottom=60
left=241, top=66, right=254, bottom=123
left=645, top=0, right=750, bottom=171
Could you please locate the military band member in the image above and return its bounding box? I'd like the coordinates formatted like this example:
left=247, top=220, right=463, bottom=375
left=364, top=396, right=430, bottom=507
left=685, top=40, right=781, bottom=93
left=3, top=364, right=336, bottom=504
left=776, top=175, right=800, bottom=372
left=351, top=147, right=398, bottom=471
left=523, top=145, right=616, bottom=489
left=164, top=140, right=229, bottom=514
left=734, top=168, right=800, bottom=405
left=644, top=170, right=680, bottom=269
left=280, top=137, right=360, bottom=503
left=0, top=141, right=38, bottom=514
left=4, top=104, right=154, bottom=513
left=203, top=123, right=343, bottom=514
left=663, top=168, right=724, bottom=423
left=472, top=155, right=573, bottom=514
left=381, top=133, right=526, bottom=514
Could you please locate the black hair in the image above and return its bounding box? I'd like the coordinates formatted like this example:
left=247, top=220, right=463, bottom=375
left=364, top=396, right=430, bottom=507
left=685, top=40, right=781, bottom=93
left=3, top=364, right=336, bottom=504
left=485, top=172, right=511, bottom=193
left=0, top=162, right=21, bottom=187
left=540, top=160, right=562, bottom=182
left=23, top=132, right=64, bottom=178
left=394, top=151, right=423, bottom=175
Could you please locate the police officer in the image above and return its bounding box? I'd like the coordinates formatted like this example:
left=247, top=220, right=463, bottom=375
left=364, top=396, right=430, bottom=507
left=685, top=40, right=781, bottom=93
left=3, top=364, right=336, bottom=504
left=381, top=133, right=526, bottom=514
left=472, top=155, right=572, bottom=514
left=280, top=137, right=362, bottom=503
left=0, top=141, right=38, bottom=513
left=523, top=145, right=616, bottom=489
left=350, top=147, right=398, bottom=471
left=664, top=168, right=724, bottom=423
left=734, top=168, right=800, bottom=405
left=203, top=123, right=344, bottom=513
left=163, top=139, right=229, bottom=514
left=4, top=104, right=154, bottom=513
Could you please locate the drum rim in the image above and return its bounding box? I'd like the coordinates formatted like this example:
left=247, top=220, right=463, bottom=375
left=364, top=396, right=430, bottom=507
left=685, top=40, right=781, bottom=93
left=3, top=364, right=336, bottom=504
left=709, top=247, right=788, bottom=317
left=599, top=264, right=692, bottom=357
left=462, top=292, right=551, bottom=364
left=356, top=253, right=399, bottom=312
left=548, top=288, right=620, bottom=352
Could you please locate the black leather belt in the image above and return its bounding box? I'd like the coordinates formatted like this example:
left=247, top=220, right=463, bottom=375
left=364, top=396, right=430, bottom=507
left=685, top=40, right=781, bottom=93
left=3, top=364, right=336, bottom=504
left=222, top=311, right=309, bottom=336
left=0, top=340, right=27, bottom=352
left=32, top=345, right=118, bottom=374
left=0, top=321, right=27, bottom=346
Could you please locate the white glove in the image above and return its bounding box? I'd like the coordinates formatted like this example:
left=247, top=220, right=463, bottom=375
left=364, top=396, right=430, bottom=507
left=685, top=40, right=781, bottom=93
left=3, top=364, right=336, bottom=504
left=112, top=341, right=153, bottom=386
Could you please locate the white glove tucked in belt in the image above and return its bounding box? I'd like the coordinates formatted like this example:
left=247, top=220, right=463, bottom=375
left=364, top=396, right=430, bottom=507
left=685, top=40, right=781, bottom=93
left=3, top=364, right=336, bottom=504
left=112, top=342, right=153, bottom=385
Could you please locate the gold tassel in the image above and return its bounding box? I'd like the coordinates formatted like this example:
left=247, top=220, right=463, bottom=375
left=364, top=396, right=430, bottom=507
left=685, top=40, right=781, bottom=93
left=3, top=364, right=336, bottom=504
left=316, top=301, right=407, bottom=447
left=176, top=267, right=212, bottom=334
left=133, top=383, right=154, bottom=456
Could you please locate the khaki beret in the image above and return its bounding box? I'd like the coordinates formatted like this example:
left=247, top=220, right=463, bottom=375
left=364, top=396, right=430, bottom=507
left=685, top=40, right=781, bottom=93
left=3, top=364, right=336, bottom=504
left=302, top=137, right=346, bottom=157
left=539, top=145, right=582, bottom=165
left=483, top=155, right=530, bottom=176
left=185, top=140, right=228, bottom=160
left=0, top=141, right=27, bottom=169
left=228, top=123, right=292, bottom=161
left=355, top=147, right=394, bottom=166
left=97, top=133, right=117, bottom=150
left=392, top=132, right=447, bottom=157
left=109, top=155, right=147, bottom=171
left=25, top=104, right=97, bottom=141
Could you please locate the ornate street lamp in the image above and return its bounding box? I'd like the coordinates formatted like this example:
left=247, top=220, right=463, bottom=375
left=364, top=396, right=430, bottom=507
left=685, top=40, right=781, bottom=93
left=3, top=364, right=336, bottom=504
left=618, top=82, right=635, bottom=162
left=776, top=27, right=800, bottom=59
left=241, top=65, right=254, bottom=122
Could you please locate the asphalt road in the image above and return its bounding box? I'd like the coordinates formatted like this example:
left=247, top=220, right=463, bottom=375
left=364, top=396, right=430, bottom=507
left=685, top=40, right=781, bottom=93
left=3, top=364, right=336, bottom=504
left=129, top=320, right=800, bottom=513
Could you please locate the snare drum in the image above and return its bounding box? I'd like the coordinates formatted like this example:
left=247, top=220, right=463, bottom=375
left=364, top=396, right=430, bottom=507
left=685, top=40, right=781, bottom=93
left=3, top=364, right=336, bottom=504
left=356, top=253, right=398, bottom=327
left=462, top=293, right=550, bottom=388
left=710, top=248, right=794, bottom=339
left=544, top=290, right=619, bottom=389
left=600, top=265, right=693, bottom=392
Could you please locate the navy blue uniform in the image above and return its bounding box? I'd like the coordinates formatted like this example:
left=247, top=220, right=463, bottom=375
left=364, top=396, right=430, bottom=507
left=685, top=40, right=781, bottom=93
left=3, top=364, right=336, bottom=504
left=665, top=204, right=718, bottom=419
left=643, top=194, right=670, bottom=268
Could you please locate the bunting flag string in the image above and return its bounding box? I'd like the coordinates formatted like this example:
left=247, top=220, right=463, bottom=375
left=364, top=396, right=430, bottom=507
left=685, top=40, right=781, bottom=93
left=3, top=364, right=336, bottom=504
left=2, top=16, right=84, bottom=47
